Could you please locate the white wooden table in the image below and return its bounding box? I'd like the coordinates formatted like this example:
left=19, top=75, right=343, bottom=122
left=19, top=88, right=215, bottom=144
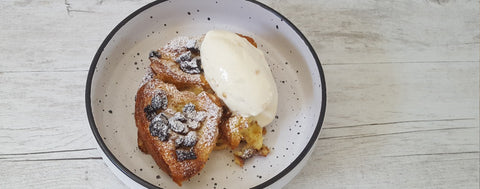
left=1, top=0, right=479, bottom=188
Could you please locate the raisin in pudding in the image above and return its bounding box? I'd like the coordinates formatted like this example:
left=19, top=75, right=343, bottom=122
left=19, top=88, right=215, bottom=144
left=134, top=30, right=278, bottom=186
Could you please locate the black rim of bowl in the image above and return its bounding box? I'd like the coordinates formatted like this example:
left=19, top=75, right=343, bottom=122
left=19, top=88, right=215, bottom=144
left=85, top=0, right=327, bottom=188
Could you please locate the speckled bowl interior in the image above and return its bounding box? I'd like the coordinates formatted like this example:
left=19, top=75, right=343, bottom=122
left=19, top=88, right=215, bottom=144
left=86, top=0, right=326, bottom=188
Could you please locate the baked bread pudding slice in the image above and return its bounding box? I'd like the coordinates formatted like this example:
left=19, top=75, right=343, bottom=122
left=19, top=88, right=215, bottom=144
left=135, top=78, right=222, bottom=185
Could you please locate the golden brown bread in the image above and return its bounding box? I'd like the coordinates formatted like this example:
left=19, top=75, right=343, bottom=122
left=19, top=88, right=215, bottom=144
left=149, top=37, right=211, bottom=90
left=219, top=114, right=247, bottom=150
left=135, top=78, right=222, bottom=186
left=150, top=57, right=210, bottom=89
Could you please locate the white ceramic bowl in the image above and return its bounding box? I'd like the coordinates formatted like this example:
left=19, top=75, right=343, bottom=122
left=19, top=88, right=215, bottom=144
left=86, top=0, right=326, bottom=188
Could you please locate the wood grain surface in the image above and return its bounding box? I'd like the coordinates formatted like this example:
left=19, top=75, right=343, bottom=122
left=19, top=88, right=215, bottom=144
left=0, top=0, right=478, bottom=188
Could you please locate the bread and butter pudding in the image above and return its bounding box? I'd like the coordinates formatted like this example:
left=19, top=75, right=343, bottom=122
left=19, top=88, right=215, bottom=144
left=134, top=30, right=278, bottom=186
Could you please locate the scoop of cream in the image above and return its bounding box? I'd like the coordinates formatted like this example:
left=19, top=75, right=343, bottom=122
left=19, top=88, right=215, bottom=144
left=200, top=30, right=278, bottom=127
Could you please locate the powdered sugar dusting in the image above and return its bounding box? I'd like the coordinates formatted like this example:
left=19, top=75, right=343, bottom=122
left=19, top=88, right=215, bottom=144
left=227, top=114, right=242, bottom=134
left=140, top=67, right=154, bottom=86
left=183, top=131, right=197, bottom=147
left=163, top=36, right=202, bottom=52
left=164, top=36, right=190, bottom=51
left=197, top=92, right=221, bottom=144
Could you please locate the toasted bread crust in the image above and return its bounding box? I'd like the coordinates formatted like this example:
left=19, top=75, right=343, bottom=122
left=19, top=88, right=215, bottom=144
left=149, top=36, right=211, bottom=90
left=150, top=57, right=210, bottom=89
left=219, top=114, right=248, bottom=149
